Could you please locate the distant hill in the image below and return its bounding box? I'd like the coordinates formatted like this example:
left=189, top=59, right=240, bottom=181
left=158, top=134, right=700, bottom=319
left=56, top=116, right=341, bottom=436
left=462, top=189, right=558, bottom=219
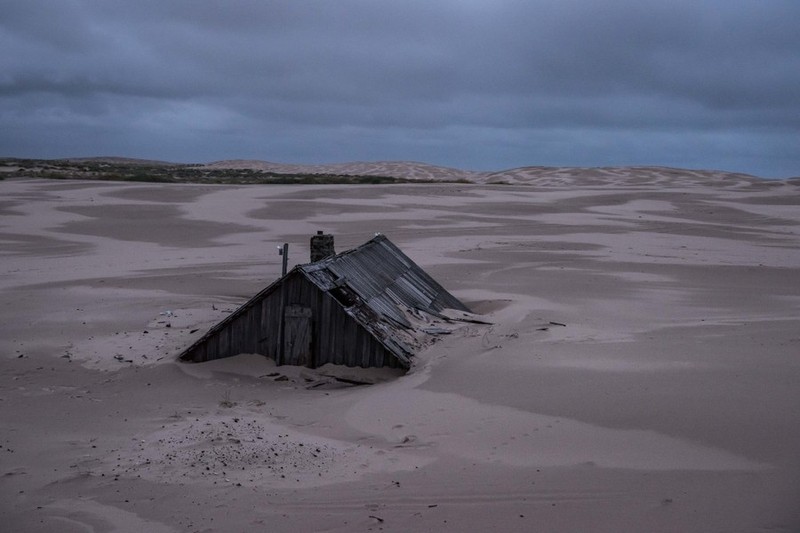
left=2, top=157, right=794, bottom=187
left=204, top=159, right=479, bottom=182
left=205, top=160, right=789, bottom=188
left=63, top=156, right=180, bottom=166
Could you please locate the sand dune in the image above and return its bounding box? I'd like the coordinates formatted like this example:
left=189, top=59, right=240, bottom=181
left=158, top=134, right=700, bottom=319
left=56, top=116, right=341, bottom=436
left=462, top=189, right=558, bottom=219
left=478, top=165, right=769, bottom=188
left=204, top=159, right=481, bottom=182
left=204, top=159, right=784, bottom=187
left=1, top=171, right=799, bottom=532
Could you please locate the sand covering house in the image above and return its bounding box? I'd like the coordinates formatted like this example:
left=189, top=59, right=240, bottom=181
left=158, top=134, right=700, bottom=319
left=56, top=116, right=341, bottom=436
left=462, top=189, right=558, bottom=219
left=179, top=234, right=472, bottom=369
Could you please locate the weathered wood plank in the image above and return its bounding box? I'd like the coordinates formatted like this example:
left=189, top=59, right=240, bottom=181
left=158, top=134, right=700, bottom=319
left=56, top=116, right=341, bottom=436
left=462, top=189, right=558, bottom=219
left=284, top=305, right=312, bottom=366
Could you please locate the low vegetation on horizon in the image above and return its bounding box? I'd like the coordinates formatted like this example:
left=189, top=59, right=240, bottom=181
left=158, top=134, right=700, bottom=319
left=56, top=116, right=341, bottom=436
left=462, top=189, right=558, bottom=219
left=0, top=158, right=468, bottom=185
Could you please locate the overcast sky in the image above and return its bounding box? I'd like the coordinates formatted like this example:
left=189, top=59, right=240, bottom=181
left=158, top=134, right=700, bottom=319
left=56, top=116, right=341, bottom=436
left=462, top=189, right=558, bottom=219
left=1, top=1, right=798, bottom=177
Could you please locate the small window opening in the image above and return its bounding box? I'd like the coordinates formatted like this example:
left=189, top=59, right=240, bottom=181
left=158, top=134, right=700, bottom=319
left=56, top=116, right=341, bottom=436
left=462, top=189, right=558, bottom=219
left=330, top=286, right=358, bottom=307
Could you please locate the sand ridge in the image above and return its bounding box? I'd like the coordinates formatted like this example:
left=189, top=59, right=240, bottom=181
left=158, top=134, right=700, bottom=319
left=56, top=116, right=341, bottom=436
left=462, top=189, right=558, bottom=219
left=202, top=159, right=793, bottom=187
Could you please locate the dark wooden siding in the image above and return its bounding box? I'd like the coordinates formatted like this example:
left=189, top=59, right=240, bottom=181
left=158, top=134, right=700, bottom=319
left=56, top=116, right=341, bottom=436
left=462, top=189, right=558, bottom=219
left=180, top=274, right=285, bottom=363
left=180, top=271, right=400, bottom=368
left=285, top=275, right=400, bottom=369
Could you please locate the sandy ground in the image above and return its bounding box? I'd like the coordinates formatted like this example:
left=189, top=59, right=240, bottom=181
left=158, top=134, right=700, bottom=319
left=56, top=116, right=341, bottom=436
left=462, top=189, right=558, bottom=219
left=1, top=173, right=799, bottom=532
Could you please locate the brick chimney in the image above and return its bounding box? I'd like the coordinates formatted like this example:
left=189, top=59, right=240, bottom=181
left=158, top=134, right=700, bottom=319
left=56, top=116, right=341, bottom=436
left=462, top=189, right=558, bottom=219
left=310, top=231, right=335, bottom=262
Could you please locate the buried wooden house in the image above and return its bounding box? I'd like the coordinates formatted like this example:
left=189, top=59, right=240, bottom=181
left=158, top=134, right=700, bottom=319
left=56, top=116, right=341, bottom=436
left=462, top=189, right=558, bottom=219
left=179, top=234, right=472, bottom=369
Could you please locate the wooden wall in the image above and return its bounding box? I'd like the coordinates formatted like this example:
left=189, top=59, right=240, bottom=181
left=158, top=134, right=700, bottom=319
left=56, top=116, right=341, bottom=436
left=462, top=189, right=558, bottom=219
left=181, top=272, right=402, bottom=369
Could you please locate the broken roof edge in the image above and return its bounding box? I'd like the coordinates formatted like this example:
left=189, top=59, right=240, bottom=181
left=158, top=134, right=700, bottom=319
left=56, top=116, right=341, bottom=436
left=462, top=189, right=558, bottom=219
left=302, top=233, right=471, bottom=311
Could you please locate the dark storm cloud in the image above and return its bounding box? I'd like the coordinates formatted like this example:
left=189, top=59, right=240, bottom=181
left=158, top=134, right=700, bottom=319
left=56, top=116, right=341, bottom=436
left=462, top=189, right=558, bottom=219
left=1, top=0, right=798, bottom=176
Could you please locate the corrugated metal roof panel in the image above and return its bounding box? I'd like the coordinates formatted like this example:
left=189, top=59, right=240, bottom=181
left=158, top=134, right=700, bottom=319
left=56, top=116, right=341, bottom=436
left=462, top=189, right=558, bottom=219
left=302, top=235, right=467, bottom=311
left=296, top=234, right=470, bottom=366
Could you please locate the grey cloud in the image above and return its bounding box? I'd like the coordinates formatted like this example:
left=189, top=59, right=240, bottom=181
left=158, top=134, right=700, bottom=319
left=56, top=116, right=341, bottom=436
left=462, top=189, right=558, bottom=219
left=1, top=0, right=798, bottom=177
